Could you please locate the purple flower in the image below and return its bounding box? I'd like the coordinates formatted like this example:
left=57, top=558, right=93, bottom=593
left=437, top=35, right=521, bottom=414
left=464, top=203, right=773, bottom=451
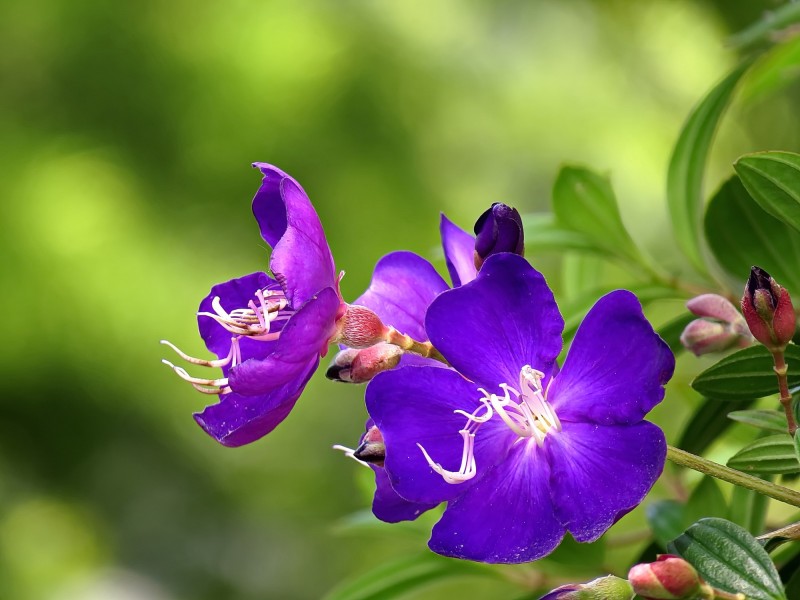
left=162, top=164, right=380, bottom=447
left=366, top=253, right=673, bottom=563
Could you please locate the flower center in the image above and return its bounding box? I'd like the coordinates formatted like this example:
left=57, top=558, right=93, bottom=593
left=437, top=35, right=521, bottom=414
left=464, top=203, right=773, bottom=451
left=418, top=365, right=561, bottom=484
left=161, top=283, right=295, bottom=395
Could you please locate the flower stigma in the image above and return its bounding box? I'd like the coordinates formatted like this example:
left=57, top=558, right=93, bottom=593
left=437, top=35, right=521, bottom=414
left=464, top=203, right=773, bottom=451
left=418, top=365, right=561, bottom=484
left=161, top=283, right=295, bottom=395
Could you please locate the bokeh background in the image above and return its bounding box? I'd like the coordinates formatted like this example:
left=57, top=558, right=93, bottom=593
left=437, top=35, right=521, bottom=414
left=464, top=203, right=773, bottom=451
left=1, top=1, right=799, bottom=598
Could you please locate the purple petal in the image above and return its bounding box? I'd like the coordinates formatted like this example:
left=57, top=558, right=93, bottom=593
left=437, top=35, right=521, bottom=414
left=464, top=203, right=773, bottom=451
left=366, top=366, right=515, bottom=504
left=440, top=214, right=477, bottom=287
left=252, top=163, right=338, bottom=308
left=425, top=253, right=563, bottom=389
left=354, top=251, right=448, bottom=342
left=372, top=466, right=438, bottom=523
left=193, top=360, right=317, bottom=447
left=545, top=420, right=666, bottom=542
left=198, top=272, right=281, bottom=367
left=548, top=290, right=675, bottom=425
left=429, top=440, right=564, bottom=563
left=228, top=287, right=340, bottom=395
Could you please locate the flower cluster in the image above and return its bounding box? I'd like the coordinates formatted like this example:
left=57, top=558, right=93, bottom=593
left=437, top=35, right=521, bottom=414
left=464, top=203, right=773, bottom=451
left=163, top=164, right=674, bottom=563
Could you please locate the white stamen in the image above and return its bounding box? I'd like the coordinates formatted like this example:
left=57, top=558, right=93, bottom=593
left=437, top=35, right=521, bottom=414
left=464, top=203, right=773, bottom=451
left=421, top=364, right=562, bottom=486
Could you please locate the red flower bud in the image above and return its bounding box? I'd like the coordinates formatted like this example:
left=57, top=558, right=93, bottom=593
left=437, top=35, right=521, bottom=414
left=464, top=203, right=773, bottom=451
left=334, top=304, right=390, bottom=349
left=741, top=267, right=795, bottom=351
left=628, top=555, right=712, bottom=600
left=325, top=343, right=402, bottom=384
left=681, top=294, right=752, bottom=356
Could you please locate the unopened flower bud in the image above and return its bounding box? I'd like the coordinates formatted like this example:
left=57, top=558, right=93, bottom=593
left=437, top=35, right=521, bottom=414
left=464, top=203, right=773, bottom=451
left=539, top=575, right=633, bottom=599
left=353, top=425, right=385, bottom=466
left=334, top=304, right=390, bottom=349
left=473, top=202, right=524, bottom=270
left=628, top=555, right=712, bottom=600
left=741, top=266, right=796, bottom=351
left=681, top=294, right=752, bottom=356
left=326, top=343, right=403, bottom=383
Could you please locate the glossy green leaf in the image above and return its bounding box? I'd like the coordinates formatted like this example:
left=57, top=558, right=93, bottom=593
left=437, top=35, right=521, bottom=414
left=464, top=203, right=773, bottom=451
left=704, top=175, right=800, bottom=294
left=728, top=410, right=789, bottom=434
left=735, top=151, right=800, bottom=234
left=727, top=434, right=800, bottom=475
left=677, top=397, right=755, bottom=456
left=522, top=213, right=613, bottom=255
left=647, top=500, right=685, bottom=549
left=669, top=518, right=787, bottom=600
left=323, top=554, right=495, bottom=600
left=552, top=166, right=641, bottom=262
left=667, top=61, right=751, bottom=275
left=691, top=344, right=800, bottom=400
left=657, top=312, right=695, bottom=355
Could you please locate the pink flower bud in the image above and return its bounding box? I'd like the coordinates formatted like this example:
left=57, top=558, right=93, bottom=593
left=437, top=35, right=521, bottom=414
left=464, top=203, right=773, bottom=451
left=628, top=555, right=712, bottom=600
left=741, top=266, right=796, bottom=351
left=334, top=304, right=390, bottom=349
left=325, top=343, right=402, bottom=384
left=681, top=294, right=752, bottom=356
left=680, top=319, right=747, bottom=356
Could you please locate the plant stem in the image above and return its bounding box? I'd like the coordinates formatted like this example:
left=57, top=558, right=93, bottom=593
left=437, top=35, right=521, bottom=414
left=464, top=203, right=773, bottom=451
left=384, top=327, right=448, bottom=364
left=666, top=446, right=800, bottom=508
left=771, top=350, right=798, bottom=436
left=712, top=589, right=745, bottom=600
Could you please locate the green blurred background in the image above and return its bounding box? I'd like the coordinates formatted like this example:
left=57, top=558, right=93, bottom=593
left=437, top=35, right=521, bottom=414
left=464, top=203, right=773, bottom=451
left=1, top=1, right=798, bottom=598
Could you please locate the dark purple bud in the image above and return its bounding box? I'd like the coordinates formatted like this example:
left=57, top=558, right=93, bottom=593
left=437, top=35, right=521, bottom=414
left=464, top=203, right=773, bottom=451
left=473, top=202, right=524, bottom=269
left=741, top=266, right=795, bottom=351
left=539, top=575, right=633, bottom=599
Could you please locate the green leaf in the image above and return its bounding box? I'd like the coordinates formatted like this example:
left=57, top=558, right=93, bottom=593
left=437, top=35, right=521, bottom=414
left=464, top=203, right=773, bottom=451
left=657, top=312, right=695, bottom=355
left=727, top=434, right=800, bottom=475
left=552, top=166, right=641, bottom=262
left=323, top=554, right=495, bottom=600
left=677, top=397, right=756, bottom=456
left=730, top=479, right=771, bottom=536
left=685, top=476, right=727, bottom=526
left=794, top=432, right=800, bottom=464
left=740, top=36, right=800, bottom=104
left=647, top=500, right=685, bottom=549
left=667, top=61, right=751, bottom=275
left=668, top=518, right=787, bottom=600
left=729, top=2, right=800, bottom=50
left=728, top=410, right=789, bottom=434
left=691, top=344, right=800, bottom=400
left=704, top=175, right=800, bottom=295
left=735, top=151, right=800, bottom=234
left=522, top=213, right=613, bottom=255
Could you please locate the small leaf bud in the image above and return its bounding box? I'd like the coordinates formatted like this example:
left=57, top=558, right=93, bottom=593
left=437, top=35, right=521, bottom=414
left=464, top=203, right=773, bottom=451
left=741, top=266, right=796, bottom=351
left=539, top=575, right=633, bottom=599
left=628, top=555, right=713, bottom=600
left=473, top=202, right=524, bottom=270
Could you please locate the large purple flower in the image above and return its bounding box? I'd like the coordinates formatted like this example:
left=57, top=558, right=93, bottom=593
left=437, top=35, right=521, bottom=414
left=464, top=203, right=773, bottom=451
left=366, top=253, right=674, bottom=563
left=162, top=164, right=347, bottom=447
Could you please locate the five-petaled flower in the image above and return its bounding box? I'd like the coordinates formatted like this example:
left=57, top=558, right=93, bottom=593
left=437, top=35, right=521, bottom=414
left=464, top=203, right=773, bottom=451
left=162, top=164, right=386, bottom=447
left=366, top=253, right=674, bottom=563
